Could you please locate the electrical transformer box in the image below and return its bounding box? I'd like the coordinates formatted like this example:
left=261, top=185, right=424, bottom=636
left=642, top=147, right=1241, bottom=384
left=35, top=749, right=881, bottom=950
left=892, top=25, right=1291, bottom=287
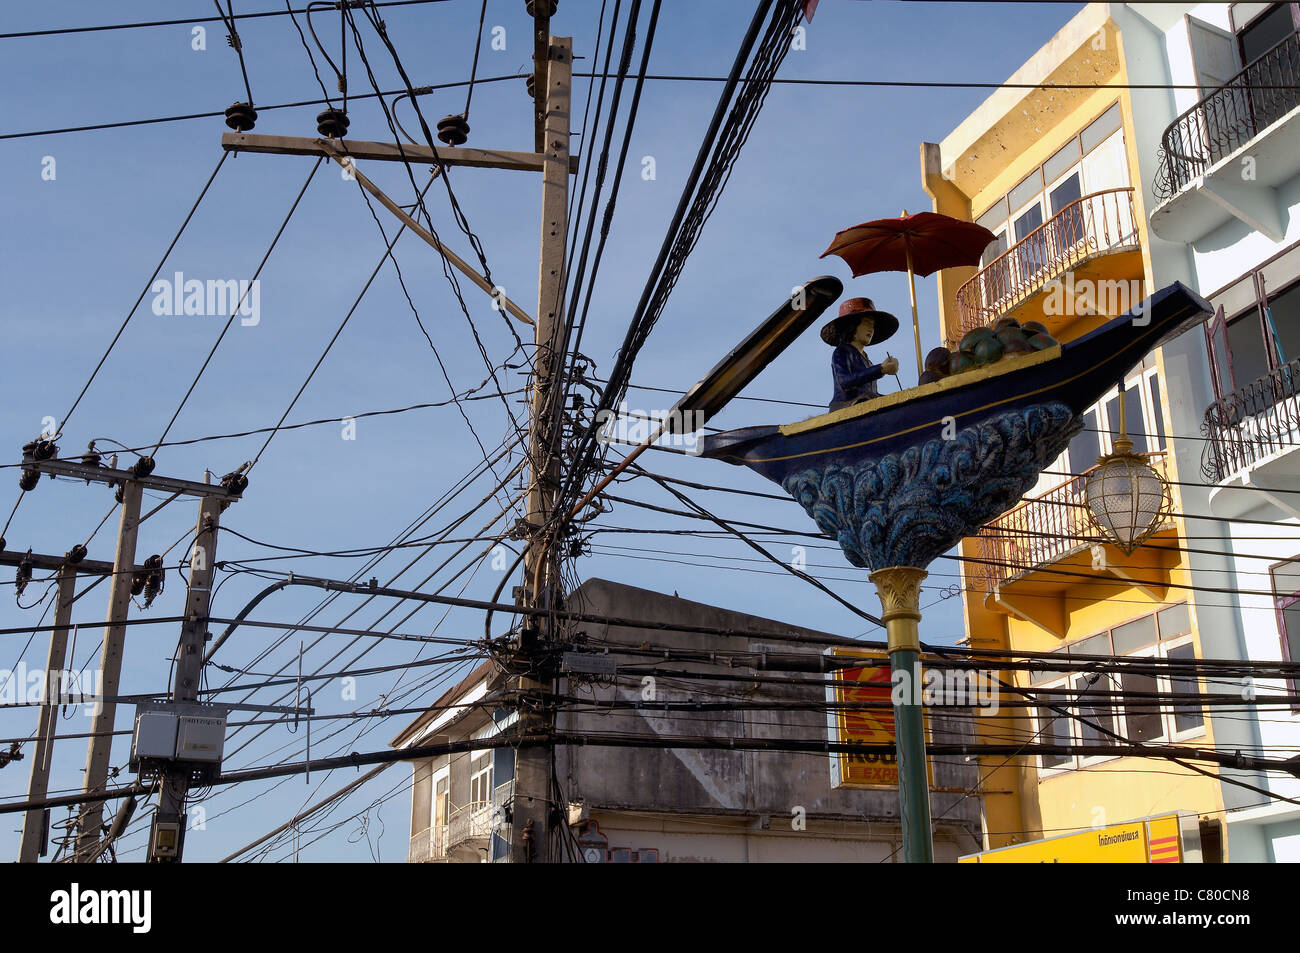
left=176, top=713, right=225, bottom=763
left=131, top=711, right=180, bottom=762
left=131, top=705, right=227, bottom=770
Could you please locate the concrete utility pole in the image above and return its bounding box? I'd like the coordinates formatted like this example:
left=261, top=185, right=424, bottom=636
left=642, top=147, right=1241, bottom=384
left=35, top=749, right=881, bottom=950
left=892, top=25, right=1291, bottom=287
left=18, top=564, right=76, bottom=863
left=76, top=480, right=143, bottom=858
left=16, top=451, right=244, bottom=860
left=510, top=34, right=572, bottom=864
left=147, top=494, right=223, bottom=863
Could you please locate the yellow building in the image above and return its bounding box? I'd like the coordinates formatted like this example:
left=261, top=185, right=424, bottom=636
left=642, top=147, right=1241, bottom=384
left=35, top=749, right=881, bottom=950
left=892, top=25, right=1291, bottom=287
left=919, top=3, right=1227, bottom=859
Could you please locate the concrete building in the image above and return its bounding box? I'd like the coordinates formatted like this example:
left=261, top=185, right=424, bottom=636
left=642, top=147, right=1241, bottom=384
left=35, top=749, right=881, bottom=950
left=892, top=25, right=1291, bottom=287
left=392, top=578, right=983, bottom=862
left=920, top=1, right=1284, bottom=863
left=1141, top=1, right=1300, bottom=862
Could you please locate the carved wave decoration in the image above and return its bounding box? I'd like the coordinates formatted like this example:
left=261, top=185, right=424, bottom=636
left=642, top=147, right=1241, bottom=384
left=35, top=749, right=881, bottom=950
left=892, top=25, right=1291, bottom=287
left=782, top=402, right=1082, bottom=571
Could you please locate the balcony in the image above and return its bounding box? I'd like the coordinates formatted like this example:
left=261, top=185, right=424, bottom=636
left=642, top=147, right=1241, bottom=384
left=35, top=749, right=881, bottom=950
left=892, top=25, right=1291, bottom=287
left=1203, top=357, right=1300, bottom=519
left=952, top=188, right=1140, bottom=345
left=1150, top=31, right=1300, bottom=243
left=974, top=452, right=1176, bottom=637
left=408, top=825, right=448, bottom=863
left=446, top=800, right=493, bottom=852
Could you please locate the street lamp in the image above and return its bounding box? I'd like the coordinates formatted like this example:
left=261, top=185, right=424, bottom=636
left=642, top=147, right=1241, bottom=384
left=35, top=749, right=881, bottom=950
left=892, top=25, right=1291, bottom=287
left=1084, top=381, right=1172, bottom=555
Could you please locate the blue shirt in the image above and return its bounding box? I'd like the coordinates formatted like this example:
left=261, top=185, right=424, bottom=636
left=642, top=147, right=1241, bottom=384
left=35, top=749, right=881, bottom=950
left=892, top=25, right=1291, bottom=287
left=829, top=345, right=886, bottom=410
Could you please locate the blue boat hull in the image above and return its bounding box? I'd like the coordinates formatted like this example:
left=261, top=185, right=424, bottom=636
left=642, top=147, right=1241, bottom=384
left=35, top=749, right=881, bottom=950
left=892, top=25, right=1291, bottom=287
left=700, top=283, right=1211, bottom=484
left=698, top=283, right=1211, bottom=571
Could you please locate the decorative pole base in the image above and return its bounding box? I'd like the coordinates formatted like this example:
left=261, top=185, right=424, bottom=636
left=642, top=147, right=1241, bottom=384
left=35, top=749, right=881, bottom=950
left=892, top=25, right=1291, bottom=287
left=869, top=565, right=933, bottom=864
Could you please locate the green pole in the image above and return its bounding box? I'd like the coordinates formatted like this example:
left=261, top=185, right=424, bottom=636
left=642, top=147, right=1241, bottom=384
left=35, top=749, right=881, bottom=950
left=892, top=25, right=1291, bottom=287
left=870, top=567, right=934, bottom=863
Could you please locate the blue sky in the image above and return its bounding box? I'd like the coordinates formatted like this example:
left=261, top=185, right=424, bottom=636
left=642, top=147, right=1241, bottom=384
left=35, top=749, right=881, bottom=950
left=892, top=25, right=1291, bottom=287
left=0, top=0, right=1082, bottom=861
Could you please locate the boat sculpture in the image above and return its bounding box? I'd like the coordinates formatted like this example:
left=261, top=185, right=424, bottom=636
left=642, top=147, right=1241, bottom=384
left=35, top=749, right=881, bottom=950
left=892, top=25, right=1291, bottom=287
left=699, top=283, right=1212, bottom=572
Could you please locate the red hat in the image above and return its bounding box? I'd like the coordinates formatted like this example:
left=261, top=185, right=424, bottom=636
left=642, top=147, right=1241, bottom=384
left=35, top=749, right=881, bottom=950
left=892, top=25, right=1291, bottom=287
left=820, top=297, right=899, bottom=346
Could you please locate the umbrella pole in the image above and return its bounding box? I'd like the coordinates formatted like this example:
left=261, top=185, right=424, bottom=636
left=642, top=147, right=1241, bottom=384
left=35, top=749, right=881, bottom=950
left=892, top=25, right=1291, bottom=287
left=904, top=244, right=923, bottom=380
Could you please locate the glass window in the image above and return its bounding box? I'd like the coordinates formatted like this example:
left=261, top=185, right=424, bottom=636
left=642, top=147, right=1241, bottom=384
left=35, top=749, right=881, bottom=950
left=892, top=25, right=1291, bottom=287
left=980, top=230, right=1007, bottom=270
left=1158, top=602, right=1191, bottom=638
left=1227, top=311, right=1271, bottom=385
left=1050, top=173, right=1082, bottom=214
left=469, top=751, right=493, bottom=804
left=1265, top=281, right=1300, bottom=364
left=1030, top=649, right=1070, bottom=684
left=1081, top=103, right=1122, bottom=154
left=1038, top=704, right=1073, bottom=767
left=1239, top=3, right=1296, bottom=65
left=1167, top=642, right=1204, bottom=734
left=1123, top=381, right=1147, bottom=453
left=1113, top=615, right=1158, bottom=653
left=1070, top=633, right=1111, bottom=657
left=1044, top=139, right=1082, bottom=185
left=1068, top=409, right=1101, bottom=474
left=1282, top=602, right=1300, bottom=665
left=1075, top=673, right=1114, bottom=744
left=1120, top=671, right=1164, bottom=742
left=977, top=198, right=1007, bottom=234
left=1009, top=169, right=1044, bottom=213
left=1147, top=373, right=1166, bottom=447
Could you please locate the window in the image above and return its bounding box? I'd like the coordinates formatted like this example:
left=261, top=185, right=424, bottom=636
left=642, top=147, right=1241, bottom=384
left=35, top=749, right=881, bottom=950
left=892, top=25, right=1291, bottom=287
left=468, top=750, right=493, bottom=805
left=1273, top=558, right=1300, bottom=701
left=432, top=770, right=450, bottom=836
left=1060, top=367, right=1164, bottom=478
left=1206, top=266, right=1300, bottom=402
left=972, top=100, right=1129, bottom=282
left=1033, top=603, right=1205, bottom=774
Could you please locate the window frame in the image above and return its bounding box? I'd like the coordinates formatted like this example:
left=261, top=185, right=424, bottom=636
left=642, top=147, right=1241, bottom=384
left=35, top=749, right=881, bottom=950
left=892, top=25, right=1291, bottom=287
left=1032, top=603, right=1206, bottom=776
left=468, top=749, right=493, bottom=806
left=1271, top=556, right=1300, bottom=709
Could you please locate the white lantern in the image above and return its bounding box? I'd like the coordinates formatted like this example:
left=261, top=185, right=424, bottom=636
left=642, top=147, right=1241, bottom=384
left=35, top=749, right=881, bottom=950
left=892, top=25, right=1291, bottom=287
left=1084, top=433, right=1171, bottom=555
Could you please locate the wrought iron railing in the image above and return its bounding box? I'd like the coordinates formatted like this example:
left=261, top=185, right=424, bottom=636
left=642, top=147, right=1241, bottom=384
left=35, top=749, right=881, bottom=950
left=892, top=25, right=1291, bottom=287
left=447, top=800, right=493, bottom=848
left=1154, top=30, right=1300, bottom=201
left=409, top=825, right=448, bottom=862
left=1202, top=357, right=1300, bottom=482
left=974, top=451, right=1170, bottom=592
left=952, top=188, right=1137, bottom=341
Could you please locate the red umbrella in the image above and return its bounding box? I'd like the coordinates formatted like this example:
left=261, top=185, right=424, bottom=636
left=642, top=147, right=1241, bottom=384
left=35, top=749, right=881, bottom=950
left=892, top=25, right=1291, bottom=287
left=821, top=211, right=995, bottom=376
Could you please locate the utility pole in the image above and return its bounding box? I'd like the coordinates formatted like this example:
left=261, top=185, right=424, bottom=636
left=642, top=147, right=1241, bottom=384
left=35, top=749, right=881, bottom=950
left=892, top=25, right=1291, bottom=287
left=75, top=479, right=143, bottom=858
left=510, top=34, right=571, bottom=864
left=17, top=564, right=75, bottom=863
left=148, top=493, right=223, bottom=863
left=15, top=450, right=245, bottom=860
left=213, top=27, right=576, bottom=864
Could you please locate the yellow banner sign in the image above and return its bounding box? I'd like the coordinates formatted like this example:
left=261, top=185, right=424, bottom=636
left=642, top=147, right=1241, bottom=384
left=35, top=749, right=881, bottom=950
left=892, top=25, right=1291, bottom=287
left=960, top=813, right=1192, bottom=863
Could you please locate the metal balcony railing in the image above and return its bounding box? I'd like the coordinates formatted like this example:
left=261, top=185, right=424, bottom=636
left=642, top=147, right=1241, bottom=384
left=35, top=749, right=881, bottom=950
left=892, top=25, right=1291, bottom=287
left=1154, top=31, right=1300, bottom=201
left=953, top=188, right=1137, bottom=342
left=1202, top=357, right=1300, bottom=482
left=974, top=451, right=1170, bottom=592
left=446, top=801, right=493, bottom=849
left=408, top=825, right=448, bottom=863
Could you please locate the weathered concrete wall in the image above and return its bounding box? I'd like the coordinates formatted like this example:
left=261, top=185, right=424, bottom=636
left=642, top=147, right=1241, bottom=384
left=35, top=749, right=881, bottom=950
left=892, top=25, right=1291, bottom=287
left=557, top=578, right=983, bottom=859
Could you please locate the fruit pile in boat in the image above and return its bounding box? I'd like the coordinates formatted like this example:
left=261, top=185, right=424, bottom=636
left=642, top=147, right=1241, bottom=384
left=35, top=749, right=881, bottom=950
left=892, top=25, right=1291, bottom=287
left=917, top=317, right=1059, bottom=385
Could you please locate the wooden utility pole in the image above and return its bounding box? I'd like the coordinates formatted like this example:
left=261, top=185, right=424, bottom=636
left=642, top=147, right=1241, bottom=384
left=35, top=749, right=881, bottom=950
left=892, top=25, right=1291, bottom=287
left=147, top=494, right=223, bottom=863
left=75, top=480, right=143, bottom=857
left=17, top=564, right=76, bottom=863
left=510, top=35, right=572, bottom=864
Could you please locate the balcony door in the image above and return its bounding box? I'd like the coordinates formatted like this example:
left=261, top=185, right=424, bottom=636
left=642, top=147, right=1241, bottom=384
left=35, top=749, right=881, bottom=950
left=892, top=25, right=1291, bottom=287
left=1237, top=3, right=1300, bottom=135
left=1188, top=15, right=1246, bottom=164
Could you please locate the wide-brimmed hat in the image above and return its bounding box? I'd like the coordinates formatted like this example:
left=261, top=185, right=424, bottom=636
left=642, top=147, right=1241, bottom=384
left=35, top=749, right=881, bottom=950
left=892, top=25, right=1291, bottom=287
left=820, top=297, right=899, bottom=346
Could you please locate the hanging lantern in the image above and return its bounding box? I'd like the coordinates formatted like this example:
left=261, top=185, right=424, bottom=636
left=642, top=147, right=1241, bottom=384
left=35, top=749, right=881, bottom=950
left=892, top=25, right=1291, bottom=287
left=1084, top=381, right=1171, bottom=555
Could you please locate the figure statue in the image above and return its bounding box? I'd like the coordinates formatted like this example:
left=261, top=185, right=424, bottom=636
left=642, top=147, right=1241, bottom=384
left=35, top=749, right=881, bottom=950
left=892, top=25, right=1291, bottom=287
left=822, top=297, right=900, bottom=411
